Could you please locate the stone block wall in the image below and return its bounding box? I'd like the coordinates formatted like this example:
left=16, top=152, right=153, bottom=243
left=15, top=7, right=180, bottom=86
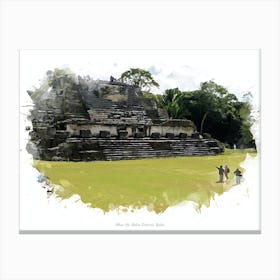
left=150, top=124, right=194, bottom=137
left=27, top=77, right=224, bottom=161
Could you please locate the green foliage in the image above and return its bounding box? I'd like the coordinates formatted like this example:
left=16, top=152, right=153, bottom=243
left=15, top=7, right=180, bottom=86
left=120, top=68, right=159, bottom=91
left=238, top=99, right=255, bottom=147
left=143, top=92, right=164, bottom=108
left=200, top=80, right=228, bottom=96
left=162, top=88, right=181, bottom=118
left=159, top=80, right=255, bottom=147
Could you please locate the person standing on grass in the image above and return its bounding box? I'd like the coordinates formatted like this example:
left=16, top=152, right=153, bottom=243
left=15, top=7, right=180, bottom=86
left=216, top=165, right=225, bottom=183
left=224, top=164, right=230, bottom=180
left=234, top=168, right=242, bottom=185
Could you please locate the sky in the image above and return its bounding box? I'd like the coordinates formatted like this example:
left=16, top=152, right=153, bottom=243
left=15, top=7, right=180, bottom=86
left=20, top=50, right=260, bottom=106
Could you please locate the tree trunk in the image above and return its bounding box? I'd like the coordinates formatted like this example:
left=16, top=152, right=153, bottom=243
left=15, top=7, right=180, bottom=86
left=200, top=111, right=209, bottom=135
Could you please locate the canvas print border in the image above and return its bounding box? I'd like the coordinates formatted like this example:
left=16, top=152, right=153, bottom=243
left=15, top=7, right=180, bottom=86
left=1, top=1, right=280, bottom=279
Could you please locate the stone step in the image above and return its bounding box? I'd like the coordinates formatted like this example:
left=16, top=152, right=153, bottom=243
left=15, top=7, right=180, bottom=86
left=103, top=150, right=202, bottom=156
left=104, top=152, right=216, bottom=161
left=60, top=137, right=222, bottom=161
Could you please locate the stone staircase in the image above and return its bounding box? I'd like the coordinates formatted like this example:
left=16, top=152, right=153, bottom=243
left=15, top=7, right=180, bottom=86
left=57, top=138, right=223, bottom=161
left=99, top=140, right=156, bottom=160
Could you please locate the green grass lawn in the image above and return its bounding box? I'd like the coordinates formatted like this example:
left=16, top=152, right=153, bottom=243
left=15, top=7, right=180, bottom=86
left=33, top=149, right=257, bottom=213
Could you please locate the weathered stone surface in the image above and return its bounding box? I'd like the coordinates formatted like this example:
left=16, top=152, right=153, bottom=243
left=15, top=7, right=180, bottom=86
left=47, top=127, right=56, bottom=137
left=99, top=130, right=111, bottom=138
left=118, top=130, right=128, bottom=139
left=203, top=133, right=212, bottom=139
left=27, top=76, right=224, bottom=161
left=29, top=130, right=38, bottom=141
left=56, top=131, right=70, bottom=139
left=135, top=132, right=144, bottom=138
left=179, top=133, right=188, bottom=139
left=191, top=132, right=200, bottom=139
left=51, top=156, right=64, bottom=161
left=26, top=141, right=39, bottom=159
left=80, top=130, right=91, bottom=138
left=166, top=133, right=174, bottom=139
left=151, top=132, right=160, bottom=139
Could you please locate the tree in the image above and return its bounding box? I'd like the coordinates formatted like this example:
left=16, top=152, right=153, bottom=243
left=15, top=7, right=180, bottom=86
left=200, top=80, right=228, bottom=96
left=162, top=88, right=182, bottom=118
left=143, top=92, right=164, bottom=108
left=120, top=68, right=159, bottom=91
left=161, top=81, right=255, bottom=147
left=197, top=81, right=233, bottom=135
left=238, top=93, right=255, bottom=147
left=163, top=83, right=222, bottom=136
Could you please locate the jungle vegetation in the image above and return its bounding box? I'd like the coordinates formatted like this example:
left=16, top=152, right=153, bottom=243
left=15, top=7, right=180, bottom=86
left=123, top=68, right=256, bottom=149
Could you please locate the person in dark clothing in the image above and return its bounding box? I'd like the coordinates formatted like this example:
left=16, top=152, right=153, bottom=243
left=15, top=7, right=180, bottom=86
left=216, top=165, right=225, bottom=183
left=234, top=168, right=242, bottom=185
left=224, top=164, right=230, bottom=180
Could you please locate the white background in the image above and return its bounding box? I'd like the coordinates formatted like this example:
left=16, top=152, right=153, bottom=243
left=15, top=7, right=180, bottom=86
left=1, top=0, right=280, bottom=280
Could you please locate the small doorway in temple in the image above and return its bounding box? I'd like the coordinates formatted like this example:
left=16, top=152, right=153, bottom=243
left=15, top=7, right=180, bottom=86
left=137, top=126, right=147, bottom=137
left=56, top=123, right=67, bottom=130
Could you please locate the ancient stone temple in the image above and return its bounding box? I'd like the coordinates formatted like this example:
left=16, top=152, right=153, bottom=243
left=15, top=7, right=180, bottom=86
left=26, top=73, right=224, bottom=161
